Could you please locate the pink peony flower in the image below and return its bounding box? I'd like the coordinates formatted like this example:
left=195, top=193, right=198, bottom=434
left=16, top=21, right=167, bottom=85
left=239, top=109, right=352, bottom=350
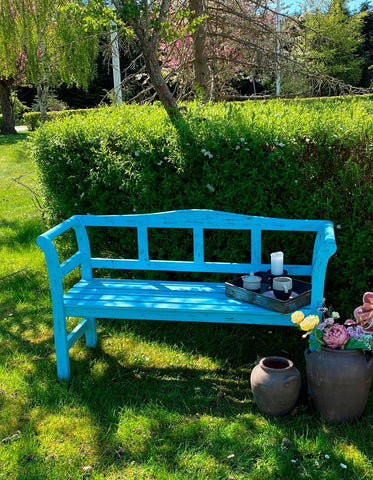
left=323, top=324, right=350, bottom=349
left=353, top=292, right=373, bottom=333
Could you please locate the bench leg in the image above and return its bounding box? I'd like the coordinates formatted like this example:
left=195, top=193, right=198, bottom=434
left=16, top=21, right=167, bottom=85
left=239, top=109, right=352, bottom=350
left=54, top=322, right=71, bottom=381
left=85, top=317, right=97, bottom=348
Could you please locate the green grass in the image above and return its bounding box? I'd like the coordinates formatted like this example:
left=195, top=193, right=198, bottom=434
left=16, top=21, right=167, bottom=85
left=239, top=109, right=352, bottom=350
left=1, top=132, right=373, bottom=479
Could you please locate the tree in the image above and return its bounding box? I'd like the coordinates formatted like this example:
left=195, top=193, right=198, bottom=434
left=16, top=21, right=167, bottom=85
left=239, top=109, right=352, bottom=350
left=113, top=0, right=181, bottom=121
left=0, top=0, right=25, bottom=134
left=299, top=0, right=366, bottom=94
left=0, top=0, right=99, bottom=129
left=158, top=0, right=279, bottom=101
left=359, top=2, right=373, bottom=88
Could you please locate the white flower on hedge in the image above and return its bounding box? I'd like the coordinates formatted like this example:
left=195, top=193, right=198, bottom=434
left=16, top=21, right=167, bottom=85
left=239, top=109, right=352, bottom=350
left=331, top=311, right=340, bottom=320
left=240, top=138, right=245, bottom=142
left=206, top=183, right=215, bottom=192
left=157, top=161, right=163, bottom=166
left=236, top=145, right=240, bottom=150
left=340, top=463, right=347, bottom=469
left=337, top=224, right=341, bottom=229
left=201, top=149, right=213, bottom=159
left=134, top=151, right=140, bottom=157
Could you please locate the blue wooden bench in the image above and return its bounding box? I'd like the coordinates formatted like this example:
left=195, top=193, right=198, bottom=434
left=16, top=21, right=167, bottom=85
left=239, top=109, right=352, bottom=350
left=37, top=209, right=337, bottom=380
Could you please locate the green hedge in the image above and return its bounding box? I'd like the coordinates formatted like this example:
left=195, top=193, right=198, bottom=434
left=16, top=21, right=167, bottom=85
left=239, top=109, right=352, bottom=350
left=23, top=108, right=97, bottom=131
left=29, top=99, right=373, bottom=316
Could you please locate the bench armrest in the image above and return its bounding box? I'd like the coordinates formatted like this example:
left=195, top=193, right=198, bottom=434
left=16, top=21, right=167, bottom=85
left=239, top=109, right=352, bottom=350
left=37, top=216, right=92, bottom=285
left=311, top=222, right=337, bottom=312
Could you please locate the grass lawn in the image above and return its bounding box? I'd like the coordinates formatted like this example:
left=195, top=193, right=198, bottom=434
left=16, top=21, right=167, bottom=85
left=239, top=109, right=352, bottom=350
left=1, top=132, right=373, bottom=479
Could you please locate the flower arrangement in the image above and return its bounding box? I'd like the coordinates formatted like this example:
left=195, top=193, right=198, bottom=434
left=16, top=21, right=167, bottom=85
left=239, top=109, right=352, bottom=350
left=291, top=292, right=373, bottom=351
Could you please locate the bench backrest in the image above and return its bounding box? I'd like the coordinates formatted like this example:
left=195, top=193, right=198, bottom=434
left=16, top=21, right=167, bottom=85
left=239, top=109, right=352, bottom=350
left=75, top=210, right=333, bottom=275
left=37, top=209, right=337, bottom=312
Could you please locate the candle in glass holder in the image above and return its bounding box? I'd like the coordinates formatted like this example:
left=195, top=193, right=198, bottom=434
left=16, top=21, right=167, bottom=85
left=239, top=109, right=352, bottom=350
left=271, top=251, right=284, bottom=276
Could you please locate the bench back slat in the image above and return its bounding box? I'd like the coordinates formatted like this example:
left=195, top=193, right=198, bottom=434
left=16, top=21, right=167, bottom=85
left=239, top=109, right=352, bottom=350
left=90, top=258, right=313, bottom=276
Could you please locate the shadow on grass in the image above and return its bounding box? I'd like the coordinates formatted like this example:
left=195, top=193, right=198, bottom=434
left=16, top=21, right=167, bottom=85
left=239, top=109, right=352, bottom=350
left=0, top=132, right=30, bottom=146
left=2, top=286, right=373, bottom=478
left=2, top=265, right=373, bottom=478
left=0, top=218, right=44, bottom=250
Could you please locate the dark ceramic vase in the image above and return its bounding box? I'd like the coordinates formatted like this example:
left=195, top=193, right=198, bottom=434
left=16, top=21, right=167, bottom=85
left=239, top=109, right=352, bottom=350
left=250, top=356, right=301, bottom=416
left=305, top=347, right=373, bottom=422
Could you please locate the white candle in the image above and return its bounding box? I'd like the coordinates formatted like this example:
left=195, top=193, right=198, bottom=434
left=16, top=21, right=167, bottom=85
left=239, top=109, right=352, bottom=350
left=271, top=251, right=284, bottom=276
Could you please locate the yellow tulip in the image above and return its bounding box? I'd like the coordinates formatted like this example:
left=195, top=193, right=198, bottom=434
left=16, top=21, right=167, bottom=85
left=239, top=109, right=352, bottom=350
left=300, top=315, right=320, bottom=331
left=291, top=311, right=305, bottom=325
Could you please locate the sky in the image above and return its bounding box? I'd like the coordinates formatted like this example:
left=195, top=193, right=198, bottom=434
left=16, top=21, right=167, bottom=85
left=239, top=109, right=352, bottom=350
left=281, top=0, right=367, bottom=13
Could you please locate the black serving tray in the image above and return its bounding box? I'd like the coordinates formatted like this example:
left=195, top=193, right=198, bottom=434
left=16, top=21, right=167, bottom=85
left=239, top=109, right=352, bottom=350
left=225, top=275, right=311, bottom=314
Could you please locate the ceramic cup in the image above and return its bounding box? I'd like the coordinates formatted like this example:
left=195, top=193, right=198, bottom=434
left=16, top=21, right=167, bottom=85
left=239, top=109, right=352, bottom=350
left=272, top=276, right=293, bottom=300
left=242, top=274, right=262, bottom=293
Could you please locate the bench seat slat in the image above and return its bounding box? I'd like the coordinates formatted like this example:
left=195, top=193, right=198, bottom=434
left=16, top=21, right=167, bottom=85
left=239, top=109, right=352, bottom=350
left=64, top=279, right=311, bottom=326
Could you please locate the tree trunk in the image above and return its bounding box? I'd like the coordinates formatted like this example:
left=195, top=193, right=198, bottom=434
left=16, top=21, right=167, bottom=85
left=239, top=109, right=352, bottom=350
left=135, top=26, right=181, bottom=122
left=37, top=82, right=49, bottom=123
left=190, top=0, right=211, bottom=101
left=115, top=0, right=181, bottom=122
left=0, top=78, right=17, bottom=135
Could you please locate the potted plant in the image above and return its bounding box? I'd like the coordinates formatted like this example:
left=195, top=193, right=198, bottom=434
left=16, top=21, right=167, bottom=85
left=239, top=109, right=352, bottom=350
left=291, top=292, right=373, bottom=422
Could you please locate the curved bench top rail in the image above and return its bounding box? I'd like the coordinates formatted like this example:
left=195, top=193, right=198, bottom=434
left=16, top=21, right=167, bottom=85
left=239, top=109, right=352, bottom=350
left=75, top=210, right=331, bottom=231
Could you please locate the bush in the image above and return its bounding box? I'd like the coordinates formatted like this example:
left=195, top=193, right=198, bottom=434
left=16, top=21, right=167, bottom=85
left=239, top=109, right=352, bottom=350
left=23, top=107, right=97, bottom=131
left=30, top=98, right=373, bottom=316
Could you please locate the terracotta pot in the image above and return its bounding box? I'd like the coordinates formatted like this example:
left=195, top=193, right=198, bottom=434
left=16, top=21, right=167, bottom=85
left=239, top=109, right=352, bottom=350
left=250, top=356, right=301, bottom=416
left=305, top=347, right=373, bottom=422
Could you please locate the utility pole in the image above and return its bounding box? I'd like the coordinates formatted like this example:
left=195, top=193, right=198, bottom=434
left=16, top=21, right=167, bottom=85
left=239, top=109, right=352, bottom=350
left=107, top=0, right=122, bottom=104
left=276, top=0, right=281, bottom=96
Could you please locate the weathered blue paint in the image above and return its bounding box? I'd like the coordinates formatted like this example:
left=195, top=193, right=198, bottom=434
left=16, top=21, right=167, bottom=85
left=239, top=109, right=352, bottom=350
left=37, top=209, right=337, bottom=380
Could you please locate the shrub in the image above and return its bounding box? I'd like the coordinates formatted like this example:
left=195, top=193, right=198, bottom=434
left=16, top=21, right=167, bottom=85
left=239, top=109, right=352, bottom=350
left=23, top=107, right=97, bottom=131
left=30, top=98, right=373, bottom=316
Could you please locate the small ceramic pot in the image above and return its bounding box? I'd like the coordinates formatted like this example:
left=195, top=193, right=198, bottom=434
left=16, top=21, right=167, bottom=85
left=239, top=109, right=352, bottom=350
left=250, top=356, right=301, bottom=416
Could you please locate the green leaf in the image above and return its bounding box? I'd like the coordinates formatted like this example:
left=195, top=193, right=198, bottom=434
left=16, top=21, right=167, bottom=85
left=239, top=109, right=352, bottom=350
left=309, top=334, right=322, bottom=351
left=345, top=337, right=367, bottom=350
